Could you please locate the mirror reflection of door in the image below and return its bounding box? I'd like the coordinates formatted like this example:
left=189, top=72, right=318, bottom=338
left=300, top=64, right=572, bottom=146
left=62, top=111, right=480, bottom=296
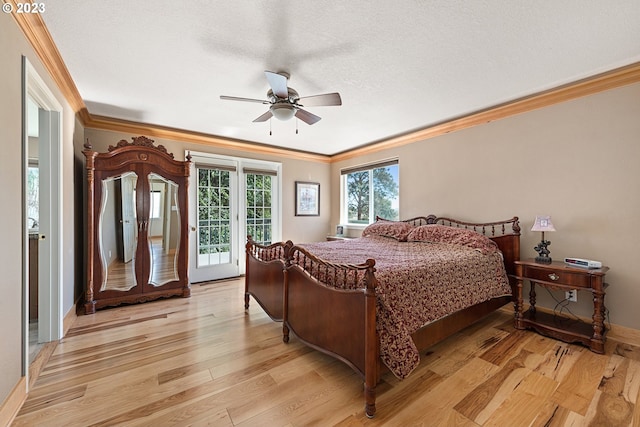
left=100, top=172, right=138, bottom=292
left=148, top=173, right=180, bottom=287
left=120, top=174, right=137, bottom=264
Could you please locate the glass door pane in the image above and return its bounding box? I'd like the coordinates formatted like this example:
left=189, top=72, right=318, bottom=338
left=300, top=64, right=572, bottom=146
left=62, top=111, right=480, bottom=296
left=245, top=173, right=273, bottom=245
left=198, top=167, right=232, bottom=266
left=190, top=164, right=239, bottom=282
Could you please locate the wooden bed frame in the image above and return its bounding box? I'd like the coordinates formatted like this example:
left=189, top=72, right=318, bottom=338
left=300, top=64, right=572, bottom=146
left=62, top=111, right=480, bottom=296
left=246, top=215, right=520, bottom=417
left=244, top=239, right=292, bottom=321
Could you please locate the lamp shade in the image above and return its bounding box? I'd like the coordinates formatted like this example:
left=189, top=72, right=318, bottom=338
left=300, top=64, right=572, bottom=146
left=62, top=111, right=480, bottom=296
left=531, top=215, right=556, bottom=232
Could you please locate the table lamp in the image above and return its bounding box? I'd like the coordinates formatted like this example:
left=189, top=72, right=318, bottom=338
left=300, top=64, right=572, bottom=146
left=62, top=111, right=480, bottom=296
left=531, top=215, right=555, bottom=264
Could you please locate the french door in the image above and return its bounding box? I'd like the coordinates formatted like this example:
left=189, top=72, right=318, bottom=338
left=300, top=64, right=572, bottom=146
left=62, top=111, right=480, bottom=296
left=189, top=153, right=281, bottom=282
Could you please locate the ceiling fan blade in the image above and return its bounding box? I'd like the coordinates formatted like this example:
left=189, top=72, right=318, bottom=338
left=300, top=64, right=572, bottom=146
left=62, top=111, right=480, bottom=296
left=264, top=71, right=289, bottom=99
left=295, top=109, right=321, bottom=125
left=252, top=110, right=273, bottom=122
left=220, top=95, right=269, bottom=104
left=298, top=92, right=342, bottom=107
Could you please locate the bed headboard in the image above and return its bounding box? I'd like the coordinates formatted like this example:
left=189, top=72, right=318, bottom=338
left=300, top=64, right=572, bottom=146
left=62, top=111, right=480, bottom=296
left=426, top=216, right=521, bottom=277
left=375, top=215, right=432, bottom=227
left=374, top=214, right=520, bottom=277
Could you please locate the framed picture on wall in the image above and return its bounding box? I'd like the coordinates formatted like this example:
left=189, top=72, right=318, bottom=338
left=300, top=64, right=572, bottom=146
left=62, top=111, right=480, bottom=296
left=295, top=181, right=320, bottom=216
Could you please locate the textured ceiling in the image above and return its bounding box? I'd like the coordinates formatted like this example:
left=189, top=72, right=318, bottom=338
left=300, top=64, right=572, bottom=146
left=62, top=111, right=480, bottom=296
left=41, top=1, right=640, bottom=155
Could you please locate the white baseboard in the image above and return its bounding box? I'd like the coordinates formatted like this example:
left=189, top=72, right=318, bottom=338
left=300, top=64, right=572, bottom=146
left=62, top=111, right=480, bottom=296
left=0, top=377, right=26, bottom=427
left=1, top=302, right=78, bottom=423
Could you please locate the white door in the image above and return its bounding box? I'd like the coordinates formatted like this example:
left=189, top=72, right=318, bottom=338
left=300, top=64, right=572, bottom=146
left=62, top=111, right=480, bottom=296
left=189, top=160, right=239, bottom=282
left=36, top=108, right=52, bottom=345
left=37, top=108, right=62, bottom=344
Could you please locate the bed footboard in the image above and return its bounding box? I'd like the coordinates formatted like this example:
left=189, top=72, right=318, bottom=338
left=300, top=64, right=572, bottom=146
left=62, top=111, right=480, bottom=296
left=283, top=245, right=379, bottom=418
left=245, top=237, right=292, bottom=321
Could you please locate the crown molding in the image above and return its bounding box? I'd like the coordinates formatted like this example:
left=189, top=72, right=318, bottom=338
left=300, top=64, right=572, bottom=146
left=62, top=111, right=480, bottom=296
left=330, top=61, right=640, bottom=163
left=85, top=114, right=331, bottom=163
left=10, top=5, right=640, bottom=164
left=7, top=0, right=86, bottom=113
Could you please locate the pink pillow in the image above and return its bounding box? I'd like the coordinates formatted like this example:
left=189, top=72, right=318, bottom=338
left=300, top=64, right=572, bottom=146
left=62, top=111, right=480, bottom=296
left=362, top=221, right=413, bottom=241
left=407, top=224, right=499, bottom=253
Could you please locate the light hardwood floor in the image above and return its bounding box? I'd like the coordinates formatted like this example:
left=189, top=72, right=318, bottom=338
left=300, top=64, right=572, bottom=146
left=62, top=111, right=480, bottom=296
left=13, top=278, right=640, bottom=426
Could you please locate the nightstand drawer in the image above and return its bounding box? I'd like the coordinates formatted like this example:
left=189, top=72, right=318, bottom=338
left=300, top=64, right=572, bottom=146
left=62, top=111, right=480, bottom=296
left=522, top=265, right=591, bottom=288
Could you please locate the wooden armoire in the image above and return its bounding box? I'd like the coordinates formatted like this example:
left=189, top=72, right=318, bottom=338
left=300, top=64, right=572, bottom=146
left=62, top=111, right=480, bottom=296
left=83, top=136, right=191, bottom=314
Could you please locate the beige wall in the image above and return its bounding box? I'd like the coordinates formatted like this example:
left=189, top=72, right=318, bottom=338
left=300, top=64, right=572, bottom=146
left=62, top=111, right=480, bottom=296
left=0, top=11, right=25, bottom=405
left=83, top=129, right=332, bottom=244
left=331, top=82, right=640, bottom=330
left=0, top=12, right=81, bottom=405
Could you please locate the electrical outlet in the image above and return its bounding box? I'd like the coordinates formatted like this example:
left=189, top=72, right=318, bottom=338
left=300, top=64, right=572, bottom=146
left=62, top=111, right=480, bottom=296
left=565, top=289, right=578, bottom=302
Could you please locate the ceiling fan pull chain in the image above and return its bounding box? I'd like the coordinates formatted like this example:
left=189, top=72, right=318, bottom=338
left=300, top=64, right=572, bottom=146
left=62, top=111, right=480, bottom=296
left=296, top=119, right=299, bottom=134
left=269, top=118, right=272, bottom=136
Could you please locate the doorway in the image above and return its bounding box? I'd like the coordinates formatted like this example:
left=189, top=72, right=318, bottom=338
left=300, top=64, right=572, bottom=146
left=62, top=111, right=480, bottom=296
left=189, top=153, right=281, bottom=283
left=22, top=57, right=63, bottom=376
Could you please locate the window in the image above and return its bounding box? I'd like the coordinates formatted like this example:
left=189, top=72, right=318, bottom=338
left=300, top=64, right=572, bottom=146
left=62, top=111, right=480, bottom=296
left=341, top=160, right=399, bottom=225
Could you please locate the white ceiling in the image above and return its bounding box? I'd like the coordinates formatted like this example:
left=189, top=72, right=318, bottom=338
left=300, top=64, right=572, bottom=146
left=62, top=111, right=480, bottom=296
left=41, top=1, right=640, bottom=156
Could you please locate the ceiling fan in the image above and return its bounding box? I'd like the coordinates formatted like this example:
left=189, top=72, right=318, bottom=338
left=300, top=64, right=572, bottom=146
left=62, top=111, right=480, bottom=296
left=220, top=71, right=342, bottom=125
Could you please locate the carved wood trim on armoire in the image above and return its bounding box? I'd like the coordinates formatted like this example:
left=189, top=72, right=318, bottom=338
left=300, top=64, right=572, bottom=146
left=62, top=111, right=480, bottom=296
left=83, top=136, right=191, bottom=314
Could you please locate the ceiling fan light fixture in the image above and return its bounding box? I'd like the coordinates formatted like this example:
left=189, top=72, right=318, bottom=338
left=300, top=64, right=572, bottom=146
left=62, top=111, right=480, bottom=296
left=270, top=103, right=296, bottom=121
left=221, top=71, right=340, bottom=126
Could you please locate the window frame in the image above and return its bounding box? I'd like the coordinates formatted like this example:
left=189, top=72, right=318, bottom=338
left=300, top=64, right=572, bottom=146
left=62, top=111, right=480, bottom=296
left=340, top=159, right=399, bottom=228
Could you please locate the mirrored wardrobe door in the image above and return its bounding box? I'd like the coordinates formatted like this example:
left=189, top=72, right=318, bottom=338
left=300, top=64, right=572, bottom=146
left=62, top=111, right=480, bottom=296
left=98, top=171, right=138, bottom=292
left=147, top=173, right=181, bottom=287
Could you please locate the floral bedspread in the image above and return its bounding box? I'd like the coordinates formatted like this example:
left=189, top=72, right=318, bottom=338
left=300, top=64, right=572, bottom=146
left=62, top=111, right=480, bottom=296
left=299, top=235, right=511, bottom=379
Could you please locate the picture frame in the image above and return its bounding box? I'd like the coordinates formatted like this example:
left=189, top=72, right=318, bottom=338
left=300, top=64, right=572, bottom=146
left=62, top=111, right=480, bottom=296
left=295, top=181, right=320, bottom=216
left=336, top=225, right=344, bottom=236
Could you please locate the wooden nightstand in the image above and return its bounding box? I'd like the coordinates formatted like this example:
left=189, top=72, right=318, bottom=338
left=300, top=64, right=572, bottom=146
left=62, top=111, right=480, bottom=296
left=513, top=259, right=609, bottom=353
